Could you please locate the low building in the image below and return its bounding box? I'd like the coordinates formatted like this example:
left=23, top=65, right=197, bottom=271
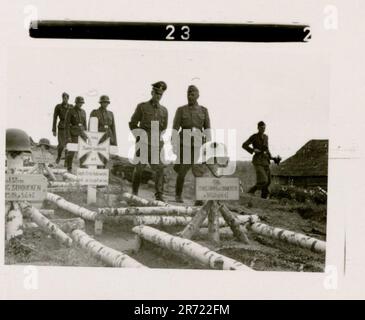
left=272, top=139, right=328, bottom=189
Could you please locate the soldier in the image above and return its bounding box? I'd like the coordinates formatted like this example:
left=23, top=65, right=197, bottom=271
left=52, top=92, right=73, bottom=164
left=242, top=121, right=281, bottom=199
left=38, top=138, right=51, bottom=151
left=90, top=95, right=117, bottom=146
left=129, top=81, right=168, bottom=201
left=65, top=96, right=87, bottom=173
left=172, top=85, right=211, bottom=204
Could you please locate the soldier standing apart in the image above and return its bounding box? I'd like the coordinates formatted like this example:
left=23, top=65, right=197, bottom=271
left=90, top=95, right=117, bottom=146
left=129, top=82, right=168, bottom=201
left=52, top=92, right=73, bottom=164
left=172, top=85, right=211, bottom=204
left=65, top=96, right=87, bottom=173
left=242, top=121, right=280, bottom=199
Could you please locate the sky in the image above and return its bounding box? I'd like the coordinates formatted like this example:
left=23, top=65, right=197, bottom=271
left=1, top=0, right=333, bottom=163
left=5, top=43, right=329, bottom=162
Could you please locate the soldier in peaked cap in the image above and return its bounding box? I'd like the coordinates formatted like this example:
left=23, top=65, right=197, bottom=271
left=129, top=81, right=168, bottom=201
left=52, top=92, right=73, bottom=164
left=172, top=85, right=211, bottom=204
left=90, top=95, right=117, bottom=146
left=65, top=96, right=87, bottom=172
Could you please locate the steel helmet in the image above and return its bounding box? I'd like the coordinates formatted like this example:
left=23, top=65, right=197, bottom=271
left=198, top=141, right=229, bottom=167
left=75, top=96, right=85, bottom=104
left=6, top=128, right=31, bottom=153
left=38, top=138, right=51, bottom=148
left=99, top=95, right=110, bottom=103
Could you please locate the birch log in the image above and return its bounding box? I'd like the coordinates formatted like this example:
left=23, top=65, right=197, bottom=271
left=132, top=225, right=252, bottom=271
left=208, top=201, right=220, bottom=244
left=51, top=168, right=68, bottom=175
left=98, top=206, right=199, bottom=217
left=111, top=214, right=258, bottom=227
left=47, top=192, right=98, bottom=221
left=121, top=192, right=170, bottom=207
left=5, top=202, right=23, bottom=241
left=219, top=204, right=250, bottom=244
left=49, top=181, right=80, bottom=188
left=249, top=222, right=326, bottom=254
left=62, top=172, right=79, bottom=181
left=43, top=164, right=57, bottom=181
left=19, top=202, right=72, bottom=247
left=39, top=209, right=55, bottom=218
left=180, top=201, right=211, bottom=239
left=197, top=227, right=234, bottom=238
left=27, top=165, right=40, bottom=174
left=71, top=229, right=147, bottom=268
left=47, top=186, right=86, bottom=193
left=24, top=218, right=85, bottom=233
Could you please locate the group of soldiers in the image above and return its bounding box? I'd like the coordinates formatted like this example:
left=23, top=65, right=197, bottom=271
left=52, top=93, right=117, bottom=172
left=53, top=82, right=280, bottom=204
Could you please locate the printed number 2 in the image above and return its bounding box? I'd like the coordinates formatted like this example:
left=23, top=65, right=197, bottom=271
left=166, top=25, right=175, bottom=40
left=166, top=25, right=190, bottom=40
left=303, top=27, right=312, bottom=42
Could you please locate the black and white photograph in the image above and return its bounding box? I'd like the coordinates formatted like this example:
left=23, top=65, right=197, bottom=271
left=1, top=0, right=364, bottom=301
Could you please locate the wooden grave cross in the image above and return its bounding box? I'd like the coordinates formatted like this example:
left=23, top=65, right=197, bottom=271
left=5, top=152, right=48, bottom=241
left=30, top=146, right=57, bottom=182
left=66, top=117, right=118, bottom=235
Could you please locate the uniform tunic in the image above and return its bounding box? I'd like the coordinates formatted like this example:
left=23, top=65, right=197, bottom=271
left=242, top=133, right=272, bottom=194
left=52, top=103, right=73, bottom=154
left=65, top=107, right=87, bottom=139
left=129, top=100, right=168, bottom=144
left=90, top=107, right=117, bottom=146
left=65, top=107, right=87, bottom=171
left=173, top=104, right=211, bottom=165
left=172, top=103, right=211, bottom=197
left=129, top=99, right=168, bottom=197
left=53, top=103, right=73, bottom=132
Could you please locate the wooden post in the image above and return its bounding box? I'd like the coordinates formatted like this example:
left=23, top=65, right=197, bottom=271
left=208, top=200, right=220, bottom=244
left=219, top=203, right=250, bottom=244
left=43, top=163, right=57, bottom=181
left=180, top=201, right=211, bottom=239
left=5, top=153, right=24, bottom=241
left=87, top=117, right=98, bottom=205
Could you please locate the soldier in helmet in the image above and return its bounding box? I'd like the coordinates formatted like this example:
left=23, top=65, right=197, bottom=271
left=65, top=96, right=87, bottom=172
left=6, top=128, right=32, bottom=169
left=172, top=85, right=211, bottom=204
left=242, top=121, right=281, bottom=199
left=38, top=138, right=51, bottom=151
left=90, top=95, right=117, bottom=146
left=129, top=81, right=168, bottom=201
left=52, top=92, right=73, bottom=164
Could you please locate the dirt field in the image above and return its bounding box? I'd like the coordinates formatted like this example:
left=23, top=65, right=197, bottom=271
left=5, top=161, right=326, bottom=272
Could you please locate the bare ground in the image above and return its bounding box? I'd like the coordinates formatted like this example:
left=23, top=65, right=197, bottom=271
left=5, top=162, right=326, bottom=272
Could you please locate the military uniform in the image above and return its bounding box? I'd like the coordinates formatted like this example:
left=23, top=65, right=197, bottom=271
left=65, top=97, right=87, bottom=172
left=52, top=102, right=73, bottom=162
left=129, top=82, right=168, bottom=200
left=242, top=132, right=272, bottom=198
left=172, top=102, right=211, bottom=200
left=90, top=96, right=117, bottom=146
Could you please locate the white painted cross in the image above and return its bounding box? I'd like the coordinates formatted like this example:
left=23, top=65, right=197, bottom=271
left=66, top=117, right=118, bottom=205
